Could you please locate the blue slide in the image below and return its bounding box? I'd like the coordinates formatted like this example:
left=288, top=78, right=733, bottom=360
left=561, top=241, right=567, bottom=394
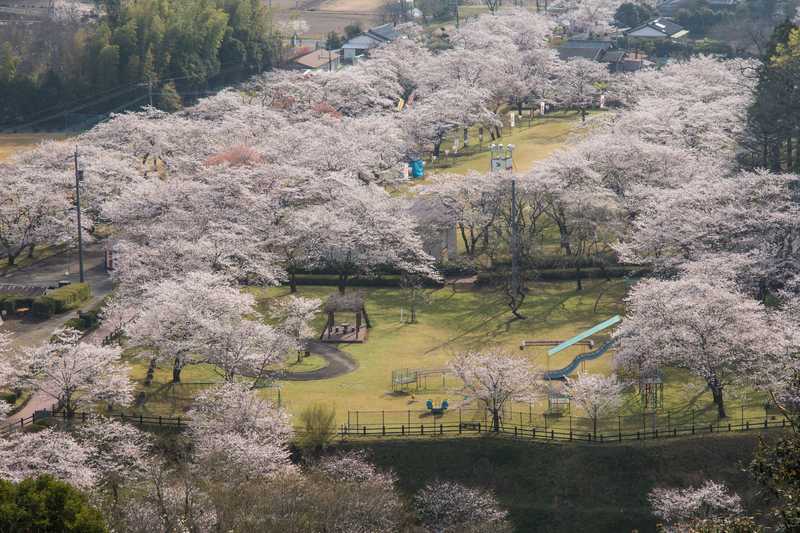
left=543, top=340, right=615, bottom=381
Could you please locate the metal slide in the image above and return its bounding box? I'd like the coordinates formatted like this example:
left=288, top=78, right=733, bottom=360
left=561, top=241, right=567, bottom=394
left=543, top=340, right=616, bottom=381
left=547, top=315, right=622, bottom=356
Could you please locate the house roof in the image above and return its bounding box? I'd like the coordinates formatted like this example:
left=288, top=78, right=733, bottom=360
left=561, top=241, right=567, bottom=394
left=343, top=23, right=401, bottom=50
left=366, top=23, right=400, bottom=42
left=601, top=50, right=626, bottom=63
left=558, top=38, right=614, bottom=60
left=626, top=17, right=688, bottom=38
left=0, top=284, right=48, bottom=297
left=559, top=39, right=613, bottom=51
left=293, top=49, right=338, bottom=69
left=342, top=33, right=384, bottom=50
left=557, top=47, right=603, bottom=60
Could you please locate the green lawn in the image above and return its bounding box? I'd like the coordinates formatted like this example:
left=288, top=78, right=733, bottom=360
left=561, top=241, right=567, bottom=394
left=126, top=279, right=770, bottom=431
left=425, top=111, right=596, bottom=176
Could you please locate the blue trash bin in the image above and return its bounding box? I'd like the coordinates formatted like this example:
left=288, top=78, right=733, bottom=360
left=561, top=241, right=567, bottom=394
left=410, top=159, right=424, bottom=179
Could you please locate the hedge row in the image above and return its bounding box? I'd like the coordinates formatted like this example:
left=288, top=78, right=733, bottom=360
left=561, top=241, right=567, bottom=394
left=475, top=267, right=645, bottom=287
left=0, top=294, right=35, bottom=314
left=293, top=274, right=442, bottom=288
left=291, top=267, right=646, bottom=289
left=32, top=283, right=92, bottom=319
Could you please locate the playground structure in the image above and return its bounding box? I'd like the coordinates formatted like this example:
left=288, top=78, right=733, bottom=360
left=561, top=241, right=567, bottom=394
left=543, top=340, right=616, bottom=381
left=521, top=316, right=621, bottom=381
left=392, top=368, right=450, bottom=393
left=320, top=293, right=371, bottom=343
left=426, top=399, right=449, bottom=415
left=520, top=339, right=594, bottom=350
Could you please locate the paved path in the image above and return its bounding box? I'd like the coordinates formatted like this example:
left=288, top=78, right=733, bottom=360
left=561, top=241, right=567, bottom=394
left=2, top=244, right=112, bottom=425
left=277, top=341, right=357, bottom=381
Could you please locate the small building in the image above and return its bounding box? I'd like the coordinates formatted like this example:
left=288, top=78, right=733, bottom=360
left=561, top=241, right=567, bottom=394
left=291, top=48, right=341, bottom=71
left=557, top=39, right=647, bottom=73
left=625, top=17, right=688, bottom=40
left=557, top=38, right=613, bottom=61
left=342, top=23, right=401, bottom=63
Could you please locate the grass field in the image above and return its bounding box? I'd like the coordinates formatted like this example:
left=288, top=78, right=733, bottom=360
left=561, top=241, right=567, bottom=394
left=128, top=280, right=770, bottom=430
left=0, top=133, right=72, bottom=161
left=426, top=111, right=593, bottom=176
left=351, top=431, right=777, bottom=532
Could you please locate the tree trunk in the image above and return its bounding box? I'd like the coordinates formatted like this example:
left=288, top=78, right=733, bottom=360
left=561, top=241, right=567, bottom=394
left=576, top=264, right=583, bottom=291
left=338, top=273, right=348, bottom=294
left=433, top=140, right=442, bottom=158
left=289, top=271, right=297, bottom=293
left=580, top=107, right=586, bottom=122
left=144, top=357, right=158, bottom=386
left=709, top=381, right=726, bottom=419
left=172, top=356, right=183, bottom=383
left=26, top=243, right=35, bottom=258
left=492, top=409, right=501, bottom=432
left=6, top=253, right=15, bottom=266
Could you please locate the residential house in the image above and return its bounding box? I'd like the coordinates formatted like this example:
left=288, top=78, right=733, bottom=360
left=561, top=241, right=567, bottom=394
left=342, top=23, right=401, bottom=63
left=291, top=48, right=341, bottom=71
left=625, top=17, right=689, bottom=39
left=557, top=39, right=647, bottom=72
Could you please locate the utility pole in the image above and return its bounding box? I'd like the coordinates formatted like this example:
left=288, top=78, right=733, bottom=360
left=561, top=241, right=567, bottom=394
left=510, top=177, right=520, bottom=301
left=73, top=147, right=85, bottom=283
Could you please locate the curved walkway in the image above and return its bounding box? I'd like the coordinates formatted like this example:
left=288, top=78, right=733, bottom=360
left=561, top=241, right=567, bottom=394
left=277, top=341, right=357, bottom=381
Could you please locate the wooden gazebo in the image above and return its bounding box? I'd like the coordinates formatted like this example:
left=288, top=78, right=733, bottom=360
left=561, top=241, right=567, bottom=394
left=319, top=293, right=371, bottom=343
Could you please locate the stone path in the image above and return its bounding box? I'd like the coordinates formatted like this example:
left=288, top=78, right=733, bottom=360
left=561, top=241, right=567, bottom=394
left=277, top=341, right=357, bottom=381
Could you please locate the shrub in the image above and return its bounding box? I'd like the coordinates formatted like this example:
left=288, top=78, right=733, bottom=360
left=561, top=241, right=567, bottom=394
left=32, top=283, right=91, bottom=319
left=299, top=403, right=337, bottom=451
left=0, top=475, right=107, bottom=533
left=0, top=295, right=34, bottom=313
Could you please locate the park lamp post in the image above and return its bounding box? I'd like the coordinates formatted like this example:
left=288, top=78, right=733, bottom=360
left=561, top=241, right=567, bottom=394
left=73, top=146, right=85, bottom=284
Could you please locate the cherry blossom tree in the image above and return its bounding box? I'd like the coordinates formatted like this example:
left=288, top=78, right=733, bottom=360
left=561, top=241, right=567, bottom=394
left=649, top=480, right=744, bottom=531
left=186, top=382, right=293, bottom=481
left=617, top=171, right=800, bottom=299
left=270, top=295, right=321, bottom=363
left=554, top=57, right=609, bottom=122
left=616, top=275, right=784, bottom=418
left=449, top=349, right=541, bottom=432
left=129, top=272, right=288, bottom=383
left=413, top=480, right=510, bottom=533
left=9, top=329, right=132, bottom=417
left=419, top=172, right=502, bottom=257
left=308, top=185, right=437, bottom=293
left=77, top=416, right=152, bottom=502
left=564, top=372, right=626, bottom=436
left=0, top=428, right=95, bottom=488
left=0, top=166, right=75, bottom=265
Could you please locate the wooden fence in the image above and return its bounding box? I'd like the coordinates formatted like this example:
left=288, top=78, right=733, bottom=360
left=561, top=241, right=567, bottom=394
left=339, top=416, right=792, bottom=444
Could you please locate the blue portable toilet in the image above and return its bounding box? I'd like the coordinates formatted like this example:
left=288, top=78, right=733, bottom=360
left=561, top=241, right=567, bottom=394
left=410, top=159, right=424, bottom=179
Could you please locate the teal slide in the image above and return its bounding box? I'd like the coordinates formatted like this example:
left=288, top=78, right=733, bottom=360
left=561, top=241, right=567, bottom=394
left=543, top=340, right=615, bottom=381
left=547, top=315, right=621, bottom=356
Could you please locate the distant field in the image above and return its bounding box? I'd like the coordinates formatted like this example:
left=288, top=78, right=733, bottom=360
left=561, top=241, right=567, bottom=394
left=0, top=133, right=72, bottom=161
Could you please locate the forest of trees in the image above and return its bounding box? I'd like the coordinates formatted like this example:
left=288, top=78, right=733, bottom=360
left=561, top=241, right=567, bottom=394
left=745, top=20, right=800, bottom=171
left=0, top=0, right=283, bottom=129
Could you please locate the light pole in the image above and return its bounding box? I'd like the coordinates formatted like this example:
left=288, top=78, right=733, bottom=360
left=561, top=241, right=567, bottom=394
left=73, top=146, right=85, bottom=283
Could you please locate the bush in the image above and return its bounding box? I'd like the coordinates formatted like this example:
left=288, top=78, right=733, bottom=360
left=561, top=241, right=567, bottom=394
left=299, top=403, right=337, bottom=451
left=32, top=283, right=91, bottom=319
left=0, top=475, right=107, bottom=533
left=475, top=267, right=646, bottom=287
left=0, top=294, right=34, bottom=313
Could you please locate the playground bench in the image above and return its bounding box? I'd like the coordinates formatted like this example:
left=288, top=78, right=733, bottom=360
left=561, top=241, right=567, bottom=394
left=460, top=422, right=481, bottom=431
